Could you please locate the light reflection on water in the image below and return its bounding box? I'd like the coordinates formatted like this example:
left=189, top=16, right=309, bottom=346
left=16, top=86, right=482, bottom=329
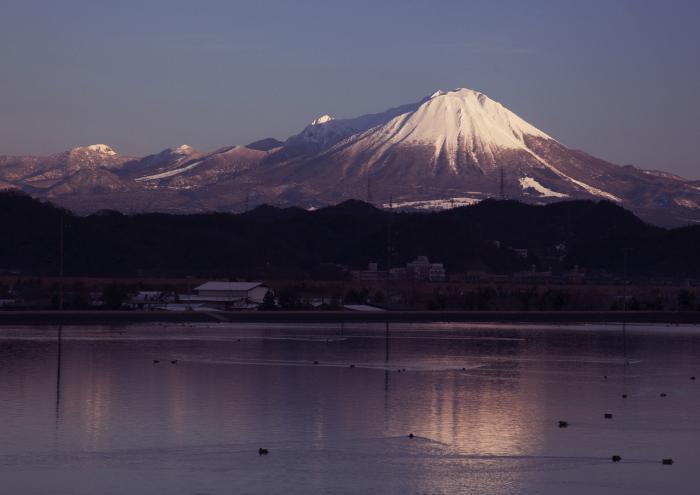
left=1, top=322, right=699, bottom=494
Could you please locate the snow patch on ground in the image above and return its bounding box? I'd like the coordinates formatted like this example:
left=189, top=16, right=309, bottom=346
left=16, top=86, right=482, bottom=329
left=136, top=161, right=202, bottom=182
left=519, top=177, right=569, bottom=198
left=382, top=197, right=480, bottom=210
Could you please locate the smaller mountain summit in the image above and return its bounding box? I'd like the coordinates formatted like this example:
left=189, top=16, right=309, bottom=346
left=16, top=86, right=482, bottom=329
left=65, top=144, right=125, bottom=171
left=310, top=114, right=334, bottom=125
left=83, top=144, right=117, bottom=155
left=285, top=114, right=356, bottom=154
left=173, top=144, right=194, bottom=155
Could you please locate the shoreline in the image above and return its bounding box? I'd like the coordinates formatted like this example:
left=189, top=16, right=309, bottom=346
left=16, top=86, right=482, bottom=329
left=0, top=310, right=699, bottom=326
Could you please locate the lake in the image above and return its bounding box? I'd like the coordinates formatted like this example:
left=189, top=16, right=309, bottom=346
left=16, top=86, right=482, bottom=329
left=1, top=322, right=699, bottom=494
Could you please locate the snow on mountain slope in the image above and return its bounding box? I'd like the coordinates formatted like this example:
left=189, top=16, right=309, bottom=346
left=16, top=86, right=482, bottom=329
left=383, top=197, right=481, bottom=210
left=85, top=144, right=117, bottom=156
left=131, top=145, right=268, bottom=190
left=519, top=177, right=569, bottom=198
left=47, top=168, right=136, bottom=196
left=136, top=161, right=203, bottom=181
left=119, top=144, right=202, bottom=180
left=62, top=144, right=127, bottom=171
left=320, top=88, right=552, bottom=171
left=377, top=88, right=552, bottom=158
left=0, top=144, right=131, bottom=189
left=283, top=98, right=427, bottom=154
left=265, top=88, right=621, bottom=204
left=2, top=86, right=700, bottom=226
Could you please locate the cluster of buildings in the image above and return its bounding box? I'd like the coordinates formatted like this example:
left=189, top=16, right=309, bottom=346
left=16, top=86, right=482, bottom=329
left=351, top=256, right=447, bottom=282
left=130, top=281, right=270, bottom=311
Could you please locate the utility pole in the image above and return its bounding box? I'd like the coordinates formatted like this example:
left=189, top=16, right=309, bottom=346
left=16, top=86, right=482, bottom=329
left=59, top=214, right=64, bottom=311
left=367, top=175, right=373, bottom=205
left=386, top=196, right=393, bottom=309
left=499, top=166, right=505, bottom=200
left=622, top=247, right=632, bottom=366
left=622, top=248, right=632, bottom=312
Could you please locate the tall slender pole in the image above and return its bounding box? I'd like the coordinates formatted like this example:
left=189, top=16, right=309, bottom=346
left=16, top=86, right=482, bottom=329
left=622, top=248, right=631, bottom=366
left=385, top=321, right=390, bottom=361
left=59, top=214, right=64, bottom=311
left=499, top=166, right=505, bottom=200
left=367, top=175, right=372, bottom=205
left=55, top=324, right=63, bottom=419
left=386, top=196, right=392, bottom=309
left=622, top=248, right=630, bottom=312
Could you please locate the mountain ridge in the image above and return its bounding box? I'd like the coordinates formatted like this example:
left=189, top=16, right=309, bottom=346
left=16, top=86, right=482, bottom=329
left=4, top=190, right=699, bottom=279
left=1, top=88, right=699, bottom=226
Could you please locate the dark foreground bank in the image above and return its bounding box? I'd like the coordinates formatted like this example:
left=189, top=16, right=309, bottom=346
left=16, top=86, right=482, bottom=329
left=1, top=310, right=699, bottom=326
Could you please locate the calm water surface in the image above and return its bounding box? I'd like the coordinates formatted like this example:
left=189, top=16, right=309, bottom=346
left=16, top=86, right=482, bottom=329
left=1, top=322, right=699, bottom=494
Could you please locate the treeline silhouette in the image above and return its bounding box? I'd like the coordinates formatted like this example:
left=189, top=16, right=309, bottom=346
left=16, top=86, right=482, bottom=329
left=1, top=190, right=699, bottom=279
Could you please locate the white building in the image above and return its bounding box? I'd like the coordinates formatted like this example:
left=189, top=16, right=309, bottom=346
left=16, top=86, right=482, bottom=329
left=179, top=281, right=270, bottom=310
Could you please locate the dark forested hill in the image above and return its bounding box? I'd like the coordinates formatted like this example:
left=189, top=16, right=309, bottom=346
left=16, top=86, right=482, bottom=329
left=1, top=191, right=698, bottom=279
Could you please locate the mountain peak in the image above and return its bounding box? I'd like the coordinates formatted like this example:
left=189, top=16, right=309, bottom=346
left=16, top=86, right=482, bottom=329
left=311, top=114, right=334, bottom=125
left=338, top=86, right=553, bottom=171
left=84, top=144, right=117, bottom=155
left=173, top=144, right=193, bottom=154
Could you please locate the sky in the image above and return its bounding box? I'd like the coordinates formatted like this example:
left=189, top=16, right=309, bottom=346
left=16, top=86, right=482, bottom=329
left=1, top=0, right=699, bottom=178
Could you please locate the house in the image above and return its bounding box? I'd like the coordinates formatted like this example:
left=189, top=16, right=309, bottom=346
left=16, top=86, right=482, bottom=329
left=179, top=281, right=271, bottom=310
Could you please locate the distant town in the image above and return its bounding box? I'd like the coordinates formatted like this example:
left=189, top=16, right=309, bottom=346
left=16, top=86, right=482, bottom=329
left=1, top=191, right=699, bottom=313
left=1, top=253, right=697, bottom=313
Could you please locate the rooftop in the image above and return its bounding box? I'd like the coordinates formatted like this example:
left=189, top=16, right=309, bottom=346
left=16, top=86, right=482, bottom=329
left=194, top=281, right=263, bottom=292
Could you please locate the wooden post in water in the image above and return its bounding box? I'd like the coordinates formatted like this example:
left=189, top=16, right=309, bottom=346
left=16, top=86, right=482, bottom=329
left=55, top=324, right=63, bottom=421
left=385, top=321, right=390, bottom=362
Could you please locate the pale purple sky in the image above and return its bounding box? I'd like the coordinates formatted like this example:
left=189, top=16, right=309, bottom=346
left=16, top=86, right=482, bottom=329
left=1, top=0, right=699, bottom=178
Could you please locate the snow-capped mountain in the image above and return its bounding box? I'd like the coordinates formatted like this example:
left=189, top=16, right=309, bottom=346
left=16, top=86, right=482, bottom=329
left=243, top=88, right=694, bottom=221
left=0, top=144, right=130, bottom=188
left=283, top=97, right=427, bottom=155
left=1, top=88, right=699, bottom=226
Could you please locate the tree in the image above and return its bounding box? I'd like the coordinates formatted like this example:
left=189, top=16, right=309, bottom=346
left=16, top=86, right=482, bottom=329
left=261, top=290, right=277, bottom=310
left=102, top=284, right=129, bottom=310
